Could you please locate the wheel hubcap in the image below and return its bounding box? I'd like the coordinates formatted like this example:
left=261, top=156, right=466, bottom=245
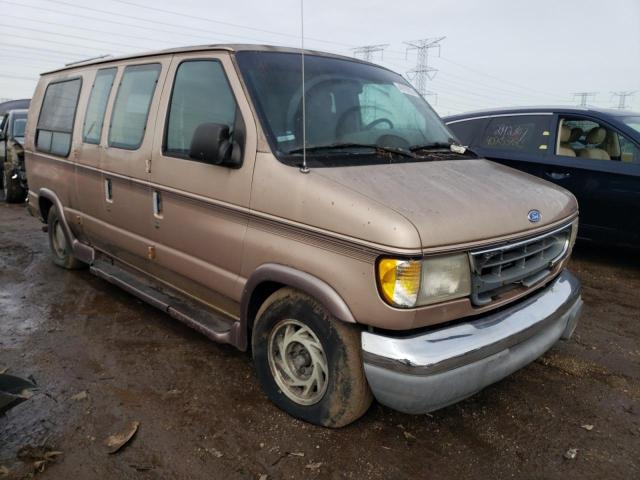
left=267, top=319, right=329, bottom=405
left=52, top=221, right=67, bottom=257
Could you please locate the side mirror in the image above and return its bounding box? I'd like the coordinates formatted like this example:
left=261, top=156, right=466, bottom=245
left=189, top=123, right=240, bottom=167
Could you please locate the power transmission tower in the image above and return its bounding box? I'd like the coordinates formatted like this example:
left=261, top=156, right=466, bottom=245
left=404, top=37, right=445, bottom=100
left=611, top=91, right=635, bottom=110
left=573, top=92, right=597, bottom=107
left=352, top=44, right=389, bottom=63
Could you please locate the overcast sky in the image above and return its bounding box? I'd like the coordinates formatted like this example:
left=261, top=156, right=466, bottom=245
left=1, top=0, right=639, bottom=115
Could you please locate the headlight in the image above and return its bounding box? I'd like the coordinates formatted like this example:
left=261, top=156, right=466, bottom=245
left=419, top=253, right=471, bottom=306
left=377, top=253, right=471, bottom=308
left=569, top=219, right=579, bottom=254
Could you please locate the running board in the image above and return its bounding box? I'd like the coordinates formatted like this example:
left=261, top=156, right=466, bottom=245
left=90, top=258, right=240, bottom=346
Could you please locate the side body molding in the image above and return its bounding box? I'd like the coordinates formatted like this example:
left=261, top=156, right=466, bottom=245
left=237, top=263, right=357, bottom=350
left=38, top=188, right=95, bottom=265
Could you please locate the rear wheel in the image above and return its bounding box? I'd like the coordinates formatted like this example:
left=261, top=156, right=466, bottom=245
left=2, top=166, right=25, bottom=203
left=47, top=205, right=85, bottom=270
left=252, top=288, right=372, bottom=427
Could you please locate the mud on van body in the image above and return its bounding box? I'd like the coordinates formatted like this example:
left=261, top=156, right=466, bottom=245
left=24, top=45, right=583, bottom=427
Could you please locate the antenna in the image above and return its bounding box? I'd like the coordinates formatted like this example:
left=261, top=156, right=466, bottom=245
left=299, top=0, right=309, bottom=174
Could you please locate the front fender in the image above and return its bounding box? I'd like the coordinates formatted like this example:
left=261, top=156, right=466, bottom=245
left=236, top=263, right=357, bottom=351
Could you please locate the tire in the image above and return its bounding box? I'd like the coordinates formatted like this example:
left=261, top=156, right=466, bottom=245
left=252, top=288, right=372, bottom=427
left=2, top=167, right=25, bottom=203
left=47, top=205, right=86, bottom=270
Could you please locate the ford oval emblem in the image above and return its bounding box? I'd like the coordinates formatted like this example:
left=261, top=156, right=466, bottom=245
left=528, top=209, right=541, bottom=223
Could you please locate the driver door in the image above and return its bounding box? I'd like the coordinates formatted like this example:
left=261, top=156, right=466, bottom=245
left=147, top=51, right=258, bottom=314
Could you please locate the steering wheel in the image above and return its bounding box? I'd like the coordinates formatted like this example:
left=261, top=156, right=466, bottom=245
left=365, top=118, right=394, bottom=130
left=335, top=106, right=394, bottom=137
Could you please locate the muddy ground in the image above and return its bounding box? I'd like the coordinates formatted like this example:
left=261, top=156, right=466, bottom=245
left=0, top=201, right=638, bottom=479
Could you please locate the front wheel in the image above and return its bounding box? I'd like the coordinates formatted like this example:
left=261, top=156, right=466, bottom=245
left=252, top=288, right=372, bottom=427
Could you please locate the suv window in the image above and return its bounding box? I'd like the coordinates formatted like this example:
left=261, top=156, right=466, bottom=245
left=165, top=60, right=236, bottom=156
left=12, top=114, right=27, bottom=137
left=108, top=63, right=161, bottom=150
left=36, top=77, right=82, bottom=157
left=556, top=116, right=639, bottom=163
left=83, top=67, right=117, bottom=144
left=479, top=115, right=550, bottom=153
left=446, top=118, right=488, bottom=145
left=618, top=134, right=640, bottom=163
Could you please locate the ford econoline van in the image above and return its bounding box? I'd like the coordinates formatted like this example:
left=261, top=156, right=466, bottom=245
left=24, top=45, right=583, bottom=427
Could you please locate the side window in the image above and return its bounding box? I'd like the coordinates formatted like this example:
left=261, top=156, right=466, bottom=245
left=83, top=67, right=117, bottom=144
left=0, top=114, right=8, bottom=135
left=165, top=60, right=237, bottom=156
left=12, top=115, right=27, bottom=138
left=446, top=118, right=488, bottom=145
left=556, top=116, right=638, bottom=162
left=480, top=115, right=551, bottom=153
left=36, top=77, right=82, bottom=157
left=109, top=63, right=161, bottom=150
left=617, top=134, right=640, bottom=163
left=555, top=117, right=598, bottom=158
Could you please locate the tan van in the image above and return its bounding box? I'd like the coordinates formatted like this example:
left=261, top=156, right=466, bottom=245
left=24, top=45, right=583, bottom=427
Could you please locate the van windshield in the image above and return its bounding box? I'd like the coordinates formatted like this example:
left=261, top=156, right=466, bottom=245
left=236, top=51, right=454, bottom=166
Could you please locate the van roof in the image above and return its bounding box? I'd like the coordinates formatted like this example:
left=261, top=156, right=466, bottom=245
left=42, top=44, right=369, bottom=75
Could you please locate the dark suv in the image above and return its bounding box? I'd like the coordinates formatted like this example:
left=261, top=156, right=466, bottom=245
left=444, top=107, right=640, bottom=247
left=0, top=108, right=29, bottom=203
left=0, top=99, right=30, bottom=203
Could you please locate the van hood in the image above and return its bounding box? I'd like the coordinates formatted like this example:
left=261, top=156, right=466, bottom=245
left=315, top=159, right=577, bottom=249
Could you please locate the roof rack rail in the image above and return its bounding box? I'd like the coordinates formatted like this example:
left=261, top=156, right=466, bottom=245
left=65, top=54, right=112, bottom=67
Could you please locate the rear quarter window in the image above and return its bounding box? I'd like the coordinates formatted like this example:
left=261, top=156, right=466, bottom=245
left=480, top=115, right=551, bottom=153
left=36, top=77, right=82, bottom=157
left=446, top=118, right=488, bottom=145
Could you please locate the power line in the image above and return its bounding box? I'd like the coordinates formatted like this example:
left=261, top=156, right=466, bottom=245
left=0, top=42, right=97, bottom=60
left=404, top=37, right=445, bottom=100
left=2, top=32, right=123, bottom=55
left=0, top=0, right=220, bottom=45
left=611, top=91, right=635, bottom=110
left=17, top=0, right=269, bottom=45
left=573, top=92, right=597, bottom=107
left=1, top=13, right=169, bottom=48
left=0, top=73, right=38, bottom=81
left=437, top=56, right=568, bottom=101
left=352, top=44, right=389, bottom=62
left=0, top=23, right=147, bottom=52
left=38, top=0, right=343, bottom=47
left=110, top=0, right=354, bottom=48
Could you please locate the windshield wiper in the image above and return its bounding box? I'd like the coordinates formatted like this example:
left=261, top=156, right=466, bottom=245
left=409, top=142, right=452, bottom=152
left=287, top=143, right=417, bottom=158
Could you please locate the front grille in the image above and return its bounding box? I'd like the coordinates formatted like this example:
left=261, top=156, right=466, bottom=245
left=469, top=224, right=572, bottom=306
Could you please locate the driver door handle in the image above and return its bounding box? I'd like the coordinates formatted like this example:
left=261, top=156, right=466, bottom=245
left=545, top=171, right=571, bottom=180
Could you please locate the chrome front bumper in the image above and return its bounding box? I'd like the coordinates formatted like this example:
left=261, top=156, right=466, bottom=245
left=362, top=270, right=583, bottom=414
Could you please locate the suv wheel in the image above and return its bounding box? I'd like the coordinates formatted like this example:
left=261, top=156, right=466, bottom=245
left=2, top=167, right=25, bottom=203
left=252, top=288, right=372, bottom=427
left=47, top=205, right=86, bottom=270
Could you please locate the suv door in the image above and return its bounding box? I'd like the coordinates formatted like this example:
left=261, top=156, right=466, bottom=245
left=549, top=114, right=640, bottom=245
left=469, top=114, right=554, bottom=177
left=148, top=52, right=258, bottom=315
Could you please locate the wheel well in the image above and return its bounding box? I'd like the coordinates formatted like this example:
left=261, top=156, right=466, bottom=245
left=246, top=281, right=284, bottom=337
left=38, top=196, right=53, bottom=223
